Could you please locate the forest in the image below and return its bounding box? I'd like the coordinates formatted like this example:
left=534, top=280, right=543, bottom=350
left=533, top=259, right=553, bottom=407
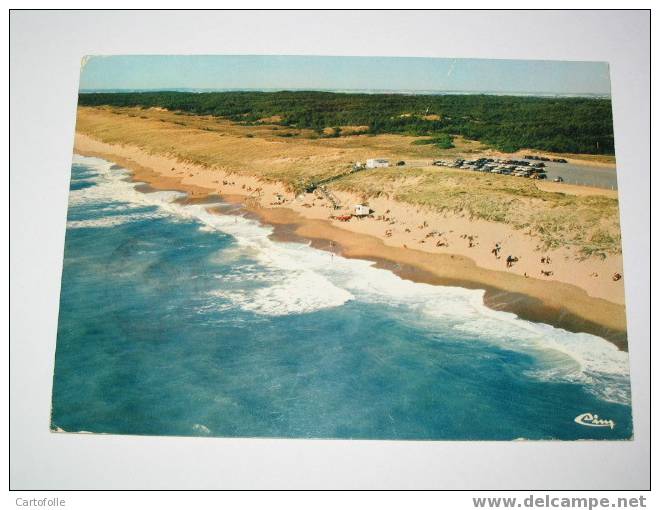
left=78, top=91, right=615, bottom=154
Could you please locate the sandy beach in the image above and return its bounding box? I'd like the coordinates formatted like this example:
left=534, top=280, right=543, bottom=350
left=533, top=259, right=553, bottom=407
left=73, top=131, right=627, bottom=349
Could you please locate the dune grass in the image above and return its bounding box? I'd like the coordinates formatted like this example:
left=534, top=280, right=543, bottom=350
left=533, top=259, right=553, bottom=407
left=331, top=166, right=621, bottom=255
left=76, top=106, right=622, bottom=256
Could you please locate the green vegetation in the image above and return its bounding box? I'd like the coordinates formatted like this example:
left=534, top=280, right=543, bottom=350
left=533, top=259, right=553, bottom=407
left=411, top=134, right=455, bottom=149
left=331, top=167, right=622, bottom=254
left=78, top=91, right=615, bottom=155
left=76, top=106, right=622, bottom=256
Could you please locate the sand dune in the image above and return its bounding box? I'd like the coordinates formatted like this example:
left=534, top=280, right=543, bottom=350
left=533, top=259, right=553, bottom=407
left=73, top=131, right=628, bottom=349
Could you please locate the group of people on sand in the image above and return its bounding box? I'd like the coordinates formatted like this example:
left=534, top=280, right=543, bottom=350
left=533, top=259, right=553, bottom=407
left=494, top=242, right=556, bottom=275
left=505, top=253, right=551, bottom=274
left=319, top=204, right=626, bottom=285
left=590, top=271, right=622, bottom=281
left=460, top=233, right=478, bottom=248
left=493, top=242, right=520, bottom=270
left=539, top=256, right=553, bottom=276
left=489, top=241, right=519, bottom=269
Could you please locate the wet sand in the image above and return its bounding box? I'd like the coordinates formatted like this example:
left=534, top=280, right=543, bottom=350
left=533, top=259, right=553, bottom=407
left=242, top=204, right=628, bottom=350
left=73, top=138, right=628, bottom=350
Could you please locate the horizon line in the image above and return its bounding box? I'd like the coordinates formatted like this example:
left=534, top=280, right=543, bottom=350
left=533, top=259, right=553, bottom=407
left=78, top=87, right=612, bottom=99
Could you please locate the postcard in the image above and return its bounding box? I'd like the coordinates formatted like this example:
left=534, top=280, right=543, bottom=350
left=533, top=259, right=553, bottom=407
left=51, top=55, right=631, bottom=440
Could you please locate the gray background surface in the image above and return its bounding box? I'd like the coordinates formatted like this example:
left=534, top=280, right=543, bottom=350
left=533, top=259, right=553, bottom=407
left=9, top=10, right=650, bottom=489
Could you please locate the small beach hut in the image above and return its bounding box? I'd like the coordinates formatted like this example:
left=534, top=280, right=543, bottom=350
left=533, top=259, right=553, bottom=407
left=353, top=204, right=370, bottom=217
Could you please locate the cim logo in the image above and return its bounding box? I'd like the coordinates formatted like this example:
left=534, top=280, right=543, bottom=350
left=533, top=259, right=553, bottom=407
left=574, top=412, right=615, bottom=429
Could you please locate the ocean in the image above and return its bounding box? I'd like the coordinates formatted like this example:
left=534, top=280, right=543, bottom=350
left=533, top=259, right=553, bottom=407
left=51, top=155, right=633, bottom=440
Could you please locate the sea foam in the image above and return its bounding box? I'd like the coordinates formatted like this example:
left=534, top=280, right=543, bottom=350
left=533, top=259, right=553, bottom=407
left=69, top=154, right=631, bottom=404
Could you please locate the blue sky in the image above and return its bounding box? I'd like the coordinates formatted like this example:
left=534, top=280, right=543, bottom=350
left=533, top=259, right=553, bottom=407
left=79, top=55, right=611, bottom=96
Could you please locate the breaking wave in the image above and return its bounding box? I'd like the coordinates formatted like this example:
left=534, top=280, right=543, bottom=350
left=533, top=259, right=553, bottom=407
left=68, top=154, right=631, bottom=405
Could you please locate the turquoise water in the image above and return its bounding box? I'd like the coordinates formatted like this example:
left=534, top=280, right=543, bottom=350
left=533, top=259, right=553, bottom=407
left=51, top=155, right=633, bottom=440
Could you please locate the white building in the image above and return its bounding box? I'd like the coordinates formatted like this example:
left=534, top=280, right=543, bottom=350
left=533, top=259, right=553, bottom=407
left=366, top=158, right=389, bottom=168
left=353, top=204, right=370, bottom=217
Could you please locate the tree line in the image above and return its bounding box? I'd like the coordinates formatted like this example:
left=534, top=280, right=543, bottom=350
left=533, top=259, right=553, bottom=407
left=78, top=90, right=615, bottom=154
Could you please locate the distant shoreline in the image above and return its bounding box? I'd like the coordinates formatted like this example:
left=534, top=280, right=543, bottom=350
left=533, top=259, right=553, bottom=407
left=71, top=134, right=628, bottom=350
left=79, top=88, right=612, bottom=99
